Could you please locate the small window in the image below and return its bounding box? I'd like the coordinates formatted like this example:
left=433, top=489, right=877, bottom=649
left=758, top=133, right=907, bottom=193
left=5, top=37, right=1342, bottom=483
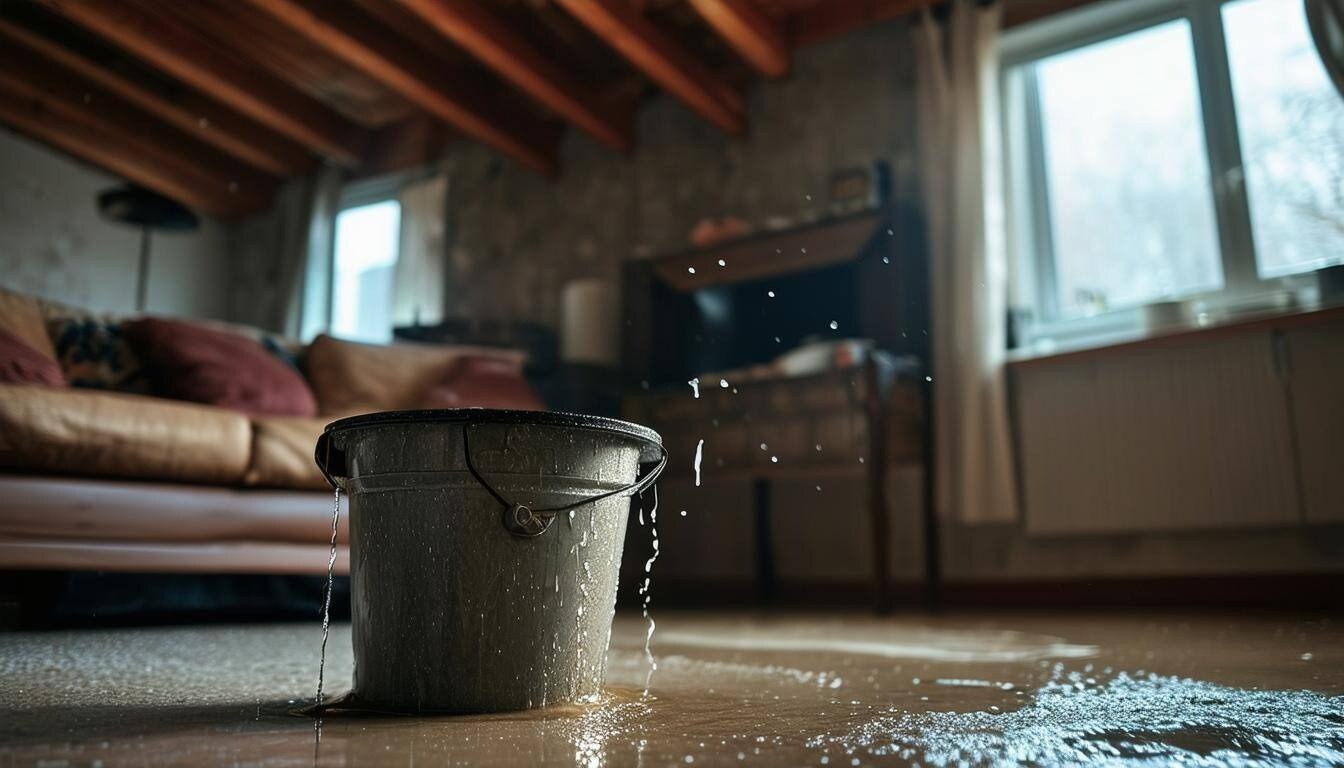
left=1029, top=19, right=1223, bottom=318
left=331, top=199, right=401, bottom=344
left=1003, top=0, right=1344, bottom=347
left=1223, top=0, right=1344, bottom=278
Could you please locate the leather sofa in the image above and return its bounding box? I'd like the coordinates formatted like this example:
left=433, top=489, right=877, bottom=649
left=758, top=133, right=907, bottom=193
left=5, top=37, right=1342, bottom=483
left=0, top=286, right=533, bottom=577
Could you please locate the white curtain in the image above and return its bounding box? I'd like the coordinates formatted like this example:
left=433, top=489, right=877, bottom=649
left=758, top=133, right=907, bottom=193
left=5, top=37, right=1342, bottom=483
left=913, top=0, right=1019, bottom=524
left=293, top=164, right=342, bottom=341
left=392, top=173, right=448, bottom=329
left=227, top=163, right=340, bottom=337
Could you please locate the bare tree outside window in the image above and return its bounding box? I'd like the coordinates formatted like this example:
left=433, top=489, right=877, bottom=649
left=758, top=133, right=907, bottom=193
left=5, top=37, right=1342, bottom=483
left=1224, top=0, right=1344, bottom=278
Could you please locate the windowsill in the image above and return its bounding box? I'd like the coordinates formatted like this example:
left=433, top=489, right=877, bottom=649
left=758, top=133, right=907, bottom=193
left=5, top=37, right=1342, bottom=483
left=1006, top=298, right=1344, bottom=368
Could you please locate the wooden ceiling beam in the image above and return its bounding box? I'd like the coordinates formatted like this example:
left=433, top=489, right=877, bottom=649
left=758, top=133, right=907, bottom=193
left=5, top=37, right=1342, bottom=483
left=396, top=0, right=633, bottom=152
left=554, top=0, right=745, bottom=135
left=688, top=0, right=790, bottom=78
left=239, top=0, right=558, bottom=176
left=0, top=83, right=270, bottom=220
left=40, top=0, right=368, bottom=165
left=786, top=0, right=925, bottom=48
left=0, top=18, right=313, bottom=178
left=0, top=44, right=274, bottom=218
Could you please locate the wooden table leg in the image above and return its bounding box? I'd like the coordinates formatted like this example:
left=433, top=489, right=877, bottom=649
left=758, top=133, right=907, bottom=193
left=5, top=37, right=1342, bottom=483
left=753, top=477, right=775, bottom=604
left=864, top=361, right=893, bottom=614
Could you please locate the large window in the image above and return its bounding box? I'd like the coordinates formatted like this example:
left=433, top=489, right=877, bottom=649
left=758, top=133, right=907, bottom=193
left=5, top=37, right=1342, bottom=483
left=1003, top=0, right=1344, bottom=342
left=331, top=199, right=401, bottom=344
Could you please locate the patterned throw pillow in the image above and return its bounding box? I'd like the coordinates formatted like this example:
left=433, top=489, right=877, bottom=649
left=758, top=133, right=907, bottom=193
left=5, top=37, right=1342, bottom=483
left=46, top=318, right=150, bottom=393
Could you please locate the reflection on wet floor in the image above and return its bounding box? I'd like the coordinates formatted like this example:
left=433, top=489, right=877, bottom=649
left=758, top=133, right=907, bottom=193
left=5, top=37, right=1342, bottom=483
left=1, top=612, right=1341, bottom=766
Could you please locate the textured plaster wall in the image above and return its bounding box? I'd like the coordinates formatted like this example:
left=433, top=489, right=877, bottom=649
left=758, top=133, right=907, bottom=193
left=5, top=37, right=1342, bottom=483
left=0, top=128, right=232, bottom=318
left=441, top=21, right=918, bottom=328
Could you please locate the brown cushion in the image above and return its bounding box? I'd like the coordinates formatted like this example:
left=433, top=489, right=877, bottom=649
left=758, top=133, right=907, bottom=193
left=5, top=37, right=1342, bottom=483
left=0, top=384, right=251, bottom=485
left=420, top=355, right=544, bottom=410
left=0, top=286, right=56, bottom=362
left=304, top=334, right=528, bottom=416
left=0, top=329, right=66, bottom=386
left=244, top=416, right=329, bottom=490
left=123, top=318, right=317, bottom=417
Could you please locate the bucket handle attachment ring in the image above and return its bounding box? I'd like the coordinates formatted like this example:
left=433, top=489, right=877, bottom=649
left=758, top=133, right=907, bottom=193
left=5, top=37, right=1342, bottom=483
left=462, top=425, right=668, bottom=538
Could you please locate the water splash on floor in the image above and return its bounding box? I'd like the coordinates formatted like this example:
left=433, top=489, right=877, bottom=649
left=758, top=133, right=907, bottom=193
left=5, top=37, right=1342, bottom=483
left=811, top=671, right=1344, bottom=767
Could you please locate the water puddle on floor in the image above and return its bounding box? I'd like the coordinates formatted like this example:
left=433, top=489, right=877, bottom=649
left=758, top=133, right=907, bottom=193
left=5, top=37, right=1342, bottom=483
left=2, top=615, right=1341, bottom=766
left=810, top=669, right=1344, bottom=766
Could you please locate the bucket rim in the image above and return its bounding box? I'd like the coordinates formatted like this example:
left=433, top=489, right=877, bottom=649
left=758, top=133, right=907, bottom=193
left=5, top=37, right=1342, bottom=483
left=321, top=408, right=663, bottom=462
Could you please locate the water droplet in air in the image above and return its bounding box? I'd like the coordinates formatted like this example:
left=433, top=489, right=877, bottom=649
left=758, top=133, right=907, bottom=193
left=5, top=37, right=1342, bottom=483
left=760, top=443, right=768, bottom=451
left=882, top=256, right=890, bottom=264
left=680, top=510, right=687, bottom=517
left=767, top=290, right=775, bottom=298
left=688, top=378, right=700, bottom=398
left=886, top=228, right=894, bottom=235
left=925, top=375, right=933, bottom=382
left=770, top=456, right=778, bottom=463
left=687, top=267, right=696, bottom=274
left=815, top=444, right=822, bottom=451
left=829, top=320, right=839, bottom=330
left=717, top=259, right=726, bottom=267
left=693, top=439, right=704, bottom=487
left=719, top=378, right=729, bottom=388
left=1301, top=652, right=1314, bottom=661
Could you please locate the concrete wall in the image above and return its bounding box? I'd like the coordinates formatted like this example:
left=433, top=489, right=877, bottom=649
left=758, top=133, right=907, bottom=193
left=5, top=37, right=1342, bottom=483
left=441, top=21, right=919, bottom=328
left=0, top=128, right=232, bottom=319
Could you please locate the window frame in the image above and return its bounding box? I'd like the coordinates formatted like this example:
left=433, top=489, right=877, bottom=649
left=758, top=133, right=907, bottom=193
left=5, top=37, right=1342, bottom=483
left=326, top=168, right=432, bottom=340
left=1000, top=0, right=1320, bottom=348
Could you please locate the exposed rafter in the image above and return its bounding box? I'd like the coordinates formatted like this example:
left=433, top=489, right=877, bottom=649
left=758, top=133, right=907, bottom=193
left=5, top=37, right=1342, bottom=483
left=0, top=17, right=312, bottom=178
left=554, top=0, right=745, bottom=135
left=689, top=0, right=790, bottom=78
left=396, top=0, right=634, bottom=153
left=239, top=0, right=559, bottom=175
left=785, top=0, right=925, bottom=48
left=0, top=49, right=273, bottom=218
left=40, top=0, right=368, bottom=165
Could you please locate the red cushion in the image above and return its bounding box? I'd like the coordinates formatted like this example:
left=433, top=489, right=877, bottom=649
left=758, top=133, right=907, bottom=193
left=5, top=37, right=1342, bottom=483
left=419, top=355, right=544, bottom=411
left=122, top=318, right=316, bottom=417
left=0, top=328, right=66, bottom=386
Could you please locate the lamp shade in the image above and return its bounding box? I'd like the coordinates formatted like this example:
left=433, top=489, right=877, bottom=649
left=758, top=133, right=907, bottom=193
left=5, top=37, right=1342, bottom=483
left=97, top=185, right=199, bottom=232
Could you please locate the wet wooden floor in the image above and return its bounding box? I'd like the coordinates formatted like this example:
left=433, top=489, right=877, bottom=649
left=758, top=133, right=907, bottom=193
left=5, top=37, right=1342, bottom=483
left=2, top=611, right=1341, bottom=766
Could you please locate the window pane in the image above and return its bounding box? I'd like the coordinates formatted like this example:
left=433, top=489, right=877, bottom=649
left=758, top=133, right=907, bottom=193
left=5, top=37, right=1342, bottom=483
left=1035, top=20, right=1223, bottom=317
left=1224, top=0, right=1344, bottom=278
left=332, top=200, right=401, bottom=344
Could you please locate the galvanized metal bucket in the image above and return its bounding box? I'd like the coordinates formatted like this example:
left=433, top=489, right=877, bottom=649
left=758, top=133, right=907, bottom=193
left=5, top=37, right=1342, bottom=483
left=314, top=408, right=664, bottom=714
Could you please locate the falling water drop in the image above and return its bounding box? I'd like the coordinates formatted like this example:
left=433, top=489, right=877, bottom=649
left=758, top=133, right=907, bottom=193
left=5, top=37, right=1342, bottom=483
left=767, top=290, right=776, bottom=298
left=693, top=439, right=704, bottom=487
left=688, top=378, right=700, bottom=398
left=829, top=320, right=839, bottom=330
left=688, top=267, right=696, bottom=274
left=315, top=487, right=342, bottom=714
left=642, top=488, right=661, bottom=695
left=717, top=259, right=727, bottom=267
left=719, top=378, right=729, bottom=389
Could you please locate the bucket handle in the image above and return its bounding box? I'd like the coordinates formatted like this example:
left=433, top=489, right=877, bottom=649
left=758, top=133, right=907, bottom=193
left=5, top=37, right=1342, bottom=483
left=462, top=424, right=668, bottom=537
